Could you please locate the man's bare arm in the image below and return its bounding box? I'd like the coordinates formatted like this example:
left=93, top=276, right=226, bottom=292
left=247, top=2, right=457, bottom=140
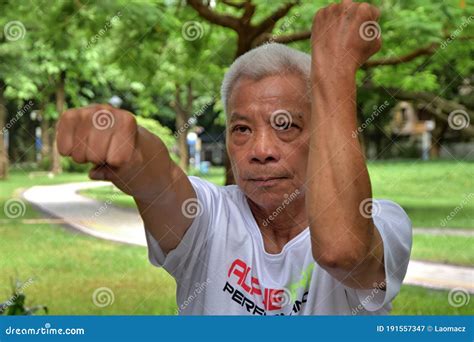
left=57, top=104, right=195, bottom=254
left=306, top=0, right=385, bottom=289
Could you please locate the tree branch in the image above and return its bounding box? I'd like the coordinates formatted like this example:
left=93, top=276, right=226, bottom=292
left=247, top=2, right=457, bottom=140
left=241, top=0, right=256, bottom=26
left=252, top=2, right=298, bottom=38
left=254, top=30, right=311, bottom=46
left=363, top=35, right=474, bottom=69
left=221, top=0, right=247, bottom=9
left=383, top=88, right=474, bottom=136
left=187, top=0, right=240, bottom=31
left=363, top=43, right=438, bottom=68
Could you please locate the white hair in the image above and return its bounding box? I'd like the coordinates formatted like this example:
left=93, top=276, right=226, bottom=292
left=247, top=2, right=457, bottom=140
left=221, top=43, right=311, bottom=114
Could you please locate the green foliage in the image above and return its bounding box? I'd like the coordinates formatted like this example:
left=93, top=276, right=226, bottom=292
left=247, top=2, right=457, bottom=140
left=135, top=116, right=176, bottom=151
left=1, top=0, right=473, bottom=169
left=60, top=157, right=91, bottom=173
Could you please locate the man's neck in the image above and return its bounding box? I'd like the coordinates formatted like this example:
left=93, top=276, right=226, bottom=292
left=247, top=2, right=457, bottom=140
left=246, top=196, right=309, bottom=254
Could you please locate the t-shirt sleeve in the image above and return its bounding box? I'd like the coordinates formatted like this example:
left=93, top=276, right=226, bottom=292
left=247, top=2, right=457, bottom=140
left=145, top=176, right=221, bottom=279
left=355, top=199, right=413, bottom=312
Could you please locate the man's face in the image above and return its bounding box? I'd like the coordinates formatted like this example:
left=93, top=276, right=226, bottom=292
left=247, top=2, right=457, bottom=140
left=226, top=73, right=311, bottom=210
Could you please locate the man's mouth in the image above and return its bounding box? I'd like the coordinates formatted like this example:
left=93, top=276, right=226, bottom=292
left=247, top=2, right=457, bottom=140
left=247, top=176, right=288, bottom=186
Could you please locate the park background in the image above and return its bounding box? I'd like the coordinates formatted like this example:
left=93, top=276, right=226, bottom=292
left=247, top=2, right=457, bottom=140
left=0, top=0, right=473, bottom=315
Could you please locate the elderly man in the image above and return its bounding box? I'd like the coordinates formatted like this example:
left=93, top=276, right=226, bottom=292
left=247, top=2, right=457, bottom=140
left=57, top=0, right=411, bottom=315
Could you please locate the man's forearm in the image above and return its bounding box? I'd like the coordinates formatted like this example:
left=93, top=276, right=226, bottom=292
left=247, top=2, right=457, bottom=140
left=306, top=69, right=375, bottom=272
left=131, top=127, right=196, bottom=254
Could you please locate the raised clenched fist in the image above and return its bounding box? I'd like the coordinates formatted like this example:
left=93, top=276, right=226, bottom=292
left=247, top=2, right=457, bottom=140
left=311, top=0, right=381, bottom=76
left=56, top=104, right=143, bottom=183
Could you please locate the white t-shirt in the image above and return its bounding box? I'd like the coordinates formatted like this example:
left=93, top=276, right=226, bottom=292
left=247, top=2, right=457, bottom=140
left=146, top=176, right=412, bottom=315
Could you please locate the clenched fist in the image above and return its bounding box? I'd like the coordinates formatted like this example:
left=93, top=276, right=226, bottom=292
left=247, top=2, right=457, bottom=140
left=311, top=0, right=381, bottom=76
left=57, top=104, right=139, bottom=166
left=56, top=104, right=152, bottom=196
left=57, top=104, right=200, bottom=253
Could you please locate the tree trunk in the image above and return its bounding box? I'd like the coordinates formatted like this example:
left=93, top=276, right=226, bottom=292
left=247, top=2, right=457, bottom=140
left=176, top=107, right=189, bottom=172
left=52, top=71, right=65, bottom=174
left=40, top=115, right=51, bottom=162
left=0, top=80, right=8, bottom=180
left=174, top=83, right=192, bottom=172
left=430, top=119, right=448, bottom=159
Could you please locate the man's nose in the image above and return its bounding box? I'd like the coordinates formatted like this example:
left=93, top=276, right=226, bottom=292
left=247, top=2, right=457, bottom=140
left=249, top=130, right=280, bottom=164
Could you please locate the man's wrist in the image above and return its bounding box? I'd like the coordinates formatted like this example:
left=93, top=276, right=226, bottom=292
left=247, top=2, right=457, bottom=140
left=311, top=60, right=357, bottom=82
left=311, top=65, right=357, bottom=105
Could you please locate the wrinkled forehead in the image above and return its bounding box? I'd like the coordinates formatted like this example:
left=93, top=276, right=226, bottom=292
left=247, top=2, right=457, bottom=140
left=226, top=73, right=311, bottom=122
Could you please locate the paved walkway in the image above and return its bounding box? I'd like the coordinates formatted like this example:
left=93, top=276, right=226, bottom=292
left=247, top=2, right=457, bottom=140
left=413, top=227, right=473, bottom=237
left=23, top=181, right=147, bottom=247
left=22, top=182, right=474, bottom=293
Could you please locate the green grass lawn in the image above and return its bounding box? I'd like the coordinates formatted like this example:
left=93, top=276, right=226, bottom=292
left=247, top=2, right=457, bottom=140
left=1, top=164, right=473, bottom=315
left=368, top=160, right=473, bottom=229
left=411, top=234, right=474, bottom=266
left=392, top=285, right=473, bottom=315
left=0, top=171, right=177, bottom=315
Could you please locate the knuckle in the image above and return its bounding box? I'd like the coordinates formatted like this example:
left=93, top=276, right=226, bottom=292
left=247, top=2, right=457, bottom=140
left=358, top=3, right=371, bottom=13
left=107, top=154, right=127, bottom=167
left=57, top=145, right=67, bottom=156
left=122, top=113, right=137, bottom=131
left=71, top=153, right=85, bottom=164
left=60, top=109, right=75, bottom=121
left=89, top=105, right=116, bottom=131
left=87, top=150, right=103, bottom=165
left=89, top=104, right=113, bottom=118
left=90, top=103, right=111, bottom=111
left=57, top=138, right=69, bottom=154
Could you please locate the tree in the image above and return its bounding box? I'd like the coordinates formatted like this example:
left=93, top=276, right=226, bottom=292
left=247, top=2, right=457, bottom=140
left=26, top=0, right=116, bottom=173
left=189, top=0, right=474, bottom=183
left=0, top=1, right=39, bottom=179
left=107, top=1, right=225, bottom=172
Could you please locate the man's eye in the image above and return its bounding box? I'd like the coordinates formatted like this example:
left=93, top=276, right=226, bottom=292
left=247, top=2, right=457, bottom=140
left=232, top=126, right=250, bottom=134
